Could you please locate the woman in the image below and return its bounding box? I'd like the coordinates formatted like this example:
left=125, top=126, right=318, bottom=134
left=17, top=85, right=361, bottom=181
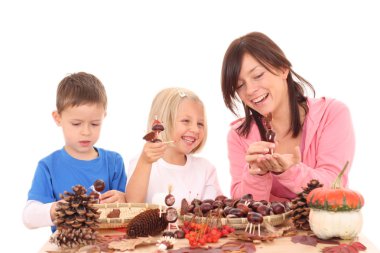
left=221, top=32, right=354, bottom=201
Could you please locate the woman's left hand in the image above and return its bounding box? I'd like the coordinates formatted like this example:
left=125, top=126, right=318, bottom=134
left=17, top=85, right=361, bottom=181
left=256, top=146, right=301, bottom=174
left=99, top=190, right=126, bottom=203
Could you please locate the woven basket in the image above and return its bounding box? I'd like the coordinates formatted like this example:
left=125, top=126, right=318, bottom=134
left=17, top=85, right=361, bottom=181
left=94, top=203, right=166, bottom=229
left=182, top=211, right=291, bottom=230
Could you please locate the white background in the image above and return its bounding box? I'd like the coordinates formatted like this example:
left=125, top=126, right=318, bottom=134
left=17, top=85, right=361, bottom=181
left=1, top=1, right=379, bottom=252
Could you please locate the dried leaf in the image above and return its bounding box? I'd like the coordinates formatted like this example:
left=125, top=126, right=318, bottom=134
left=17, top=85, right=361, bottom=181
left=315, top=237, right=340, bottom=245
left=351, top=242, right=367, bottom=251
left=322, top=242, right=367, bottom=253
left=169, top=246, right=217, bottom=253
left=168, top=242, right=256, bottom=253
left=291, top=235, right=318, bottom=246
left=108, top=237, right=156, bottom=251
left=230, top=231, right=278, bottom=243
left=77, top=245, right=101, bottom=253
left=220, top=241, right=256, bottom=253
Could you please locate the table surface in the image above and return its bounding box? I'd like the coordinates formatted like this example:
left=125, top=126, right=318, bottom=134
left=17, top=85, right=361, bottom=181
left=39, top=229, right=380, bottom=253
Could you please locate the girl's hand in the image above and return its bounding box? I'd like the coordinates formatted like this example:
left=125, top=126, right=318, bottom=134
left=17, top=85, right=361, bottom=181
left=100, top=190, right=126, bottom=203
left=257, top=146, right=301, bottom=174
left=246, top=141, right=275, bottom=175
left=140, top=141, right=168, bottom=164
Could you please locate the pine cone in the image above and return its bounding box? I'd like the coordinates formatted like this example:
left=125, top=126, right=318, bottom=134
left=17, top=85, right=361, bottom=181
left=50, top=185, right=100, bottom=248
left=290, top=179, right=323, bottom=230
left=126, top=208, right=168, bottom=238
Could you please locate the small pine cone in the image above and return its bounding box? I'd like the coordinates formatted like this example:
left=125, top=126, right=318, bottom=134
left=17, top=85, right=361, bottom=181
left=50, top=184, right=100, bottom=248
left=290, top=179, right=323, bottom=231
left=180, top=198, right=189, bottom=215
left=126, top=209, right=168, bottom=238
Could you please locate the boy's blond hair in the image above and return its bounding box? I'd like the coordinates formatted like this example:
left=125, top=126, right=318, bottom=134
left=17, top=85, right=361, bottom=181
left=56, top=72, right=107, bottom=113
left=148, top=87, right=207, bottom=153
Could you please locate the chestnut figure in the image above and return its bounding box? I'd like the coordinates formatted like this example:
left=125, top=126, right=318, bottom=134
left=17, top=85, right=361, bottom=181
left=245, top=211, right=263, bottom=236
left=93, top=179, right=105, bottom=192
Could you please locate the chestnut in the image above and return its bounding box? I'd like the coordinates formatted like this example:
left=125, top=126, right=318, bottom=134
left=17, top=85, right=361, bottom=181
left=223, top=206, right=232, bottom=216
left=163, top=231, right=175, bottom=237
left=223, top=198, right=235, bottom=207
left=202, top=199, right=214, bottom=205
left=251, top=201, right=263, bottom=212
left=191, top=198, right=202, bottom=206
left=94, top=179, right=105, bottom=192
left=271, top=202, right=285, bottom=214
left=228, top=208, right=245, bottom=218
left=174, top=230, right=185, bottom=239
left=212, top=200, right=225, bottom=209
left=256, top=205, right=270, bottom=216
left=200, top=202, right=213, bottom=214
left=215, top=195, right=228, bottom=202
left=236, top=202, right=251, bottom=215
left=241, top=193, right=253, bottom=201
left=165, top=207, right=178, bottom=223
left=165, top=193, right=175, bottom=206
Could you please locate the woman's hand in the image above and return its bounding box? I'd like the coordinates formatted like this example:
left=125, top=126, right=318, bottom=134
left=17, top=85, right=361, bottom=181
left=257, top=146, right=301, bottom=174
left=140, top=141, right=168, bottom=164
left=246, top=141, right=275, bottom=175
left=100, top=190, right=126, bottom=203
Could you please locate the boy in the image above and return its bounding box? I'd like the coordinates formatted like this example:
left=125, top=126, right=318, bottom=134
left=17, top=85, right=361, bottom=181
left=23, top=72, right=127, bottom=230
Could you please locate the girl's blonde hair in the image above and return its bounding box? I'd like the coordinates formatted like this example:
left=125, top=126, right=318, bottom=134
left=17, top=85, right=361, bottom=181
left=147, top=87, right=207, bottom=154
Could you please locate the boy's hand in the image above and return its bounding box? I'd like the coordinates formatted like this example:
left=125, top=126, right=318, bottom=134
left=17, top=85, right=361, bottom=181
left=100, top=190, right=126, bottom=203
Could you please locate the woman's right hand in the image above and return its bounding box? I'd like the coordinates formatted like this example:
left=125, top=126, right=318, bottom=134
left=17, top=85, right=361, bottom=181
left=246, top=141, right=275, bottom=175
left=140, top=141, right=168, bottom=164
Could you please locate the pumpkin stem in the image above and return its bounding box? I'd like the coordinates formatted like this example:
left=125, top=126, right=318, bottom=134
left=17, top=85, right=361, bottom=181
left=332, top=161, right=349, bottom=189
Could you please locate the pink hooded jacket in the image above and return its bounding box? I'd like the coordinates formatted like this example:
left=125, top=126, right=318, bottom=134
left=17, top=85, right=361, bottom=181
left=228, top=97, right=355, bottom=201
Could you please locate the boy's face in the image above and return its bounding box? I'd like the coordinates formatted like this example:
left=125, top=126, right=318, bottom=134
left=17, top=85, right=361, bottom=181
left=52, top=104, right=106, bottom=160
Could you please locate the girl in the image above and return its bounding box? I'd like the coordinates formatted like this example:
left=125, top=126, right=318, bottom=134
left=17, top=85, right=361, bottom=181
left=125, top=87, right=222, bottom=206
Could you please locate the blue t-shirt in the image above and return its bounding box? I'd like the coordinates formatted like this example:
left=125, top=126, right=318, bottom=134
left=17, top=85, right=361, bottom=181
left=28, top=147, right=127, bottom=204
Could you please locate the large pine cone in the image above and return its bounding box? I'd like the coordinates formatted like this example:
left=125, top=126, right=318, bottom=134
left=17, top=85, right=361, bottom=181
left=126, top=208, right=168, bottom=238
left=50, top=185, right=100, bottom=248
left=290, top=179, right=323, bottom=230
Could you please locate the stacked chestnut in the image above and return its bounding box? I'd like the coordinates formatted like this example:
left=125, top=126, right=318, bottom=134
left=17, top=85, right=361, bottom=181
left=181, top=193, right=290, bottom=219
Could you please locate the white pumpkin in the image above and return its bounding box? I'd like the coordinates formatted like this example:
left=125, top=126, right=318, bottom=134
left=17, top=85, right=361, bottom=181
left=309, top=208, right=363, bottom=240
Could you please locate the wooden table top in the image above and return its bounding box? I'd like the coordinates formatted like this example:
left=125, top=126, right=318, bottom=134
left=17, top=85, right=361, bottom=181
left=39, top=229, right=380, bottom=253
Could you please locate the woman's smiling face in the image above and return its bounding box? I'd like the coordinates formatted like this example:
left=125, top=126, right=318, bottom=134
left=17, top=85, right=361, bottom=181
left=236, top=53, right=289, bottom=116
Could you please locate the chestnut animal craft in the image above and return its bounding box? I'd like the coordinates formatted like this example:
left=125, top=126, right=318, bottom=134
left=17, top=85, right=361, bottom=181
left=263, top=113, right=276, bottom=154
left=143, top=117, right=165, bottom=143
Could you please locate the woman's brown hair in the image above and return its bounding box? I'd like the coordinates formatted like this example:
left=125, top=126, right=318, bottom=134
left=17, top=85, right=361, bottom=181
left=221, top=32, right=315, bottom=139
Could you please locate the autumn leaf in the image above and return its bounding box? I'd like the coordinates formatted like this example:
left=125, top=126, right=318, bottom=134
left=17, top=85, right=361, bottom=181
left=322, top=242, right=367, bottom=253
left=291, top=235, right=318, bottom=246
